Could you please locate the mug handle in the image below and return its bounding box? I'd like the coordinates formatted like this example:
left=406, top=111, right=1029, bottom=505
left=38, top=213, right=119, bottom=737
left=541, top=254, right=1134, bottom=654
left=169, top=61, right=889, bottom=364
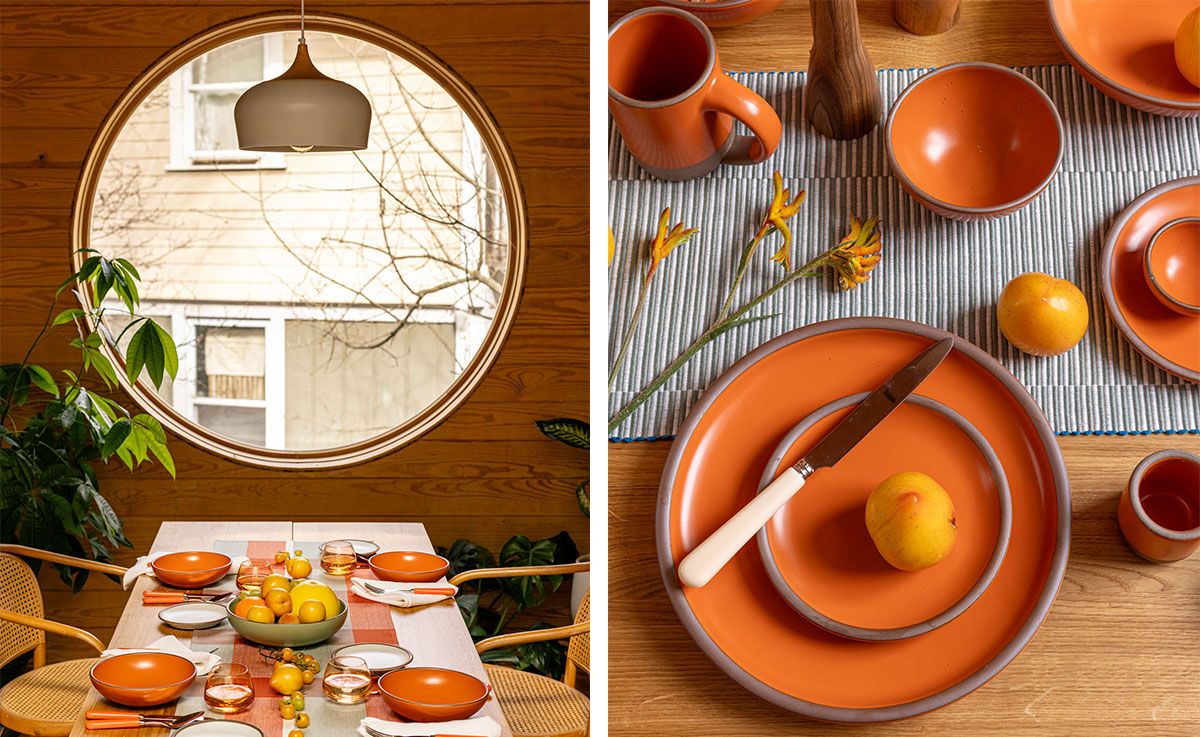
left=703, top=74, right=782, bottom=165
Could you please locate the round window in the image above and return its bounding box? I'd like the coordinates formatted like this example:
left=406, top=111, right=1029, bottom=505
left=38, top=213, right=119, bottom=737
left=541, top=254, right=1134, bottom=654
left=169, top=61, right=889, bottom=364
left=71, top=15, right=526, bottom=468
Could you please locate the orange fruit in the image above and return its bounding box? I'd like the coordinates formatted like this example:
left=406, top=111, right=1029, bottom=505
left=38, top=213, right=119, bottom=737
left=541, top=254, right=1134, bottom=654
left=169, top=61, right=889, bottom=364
left=233, top=596, right=266, bottom=619
left=997, top=272, right=1089, bottom=356
left=297, top=600, right=326, bottom=624
left=260, top=574, right=291, bottom=597
left=265, top=589, right=292, bottom=617
left=285, top=557, right=312, bottom=579
left=1176, top=8, right=1200, bottom=88
left=246, top=605, right=275, bottom=624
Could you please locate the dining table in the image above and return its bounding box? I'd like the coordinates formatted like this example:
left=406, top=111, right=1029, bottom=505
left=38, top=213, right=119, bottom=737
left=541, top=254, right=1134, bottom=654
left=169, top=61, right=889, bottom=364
left=69, top=521, right=512, bottom=737
left=606, top=1, right=1200, bottom=735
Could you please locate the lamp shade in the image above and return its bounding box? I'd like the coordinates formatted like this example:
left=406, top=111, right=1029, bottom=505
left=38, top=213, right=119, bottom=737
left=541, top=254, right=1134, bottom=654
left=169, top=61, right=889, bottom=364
left=235, top=41, right=371, bottom=152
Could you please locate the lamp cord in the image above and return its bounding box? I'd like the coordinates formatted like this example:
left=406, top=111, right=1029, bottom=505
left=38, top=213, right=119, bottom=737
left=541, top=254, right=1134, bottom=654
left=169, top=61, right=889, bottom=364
left=300, top=0, right=305, bottom=42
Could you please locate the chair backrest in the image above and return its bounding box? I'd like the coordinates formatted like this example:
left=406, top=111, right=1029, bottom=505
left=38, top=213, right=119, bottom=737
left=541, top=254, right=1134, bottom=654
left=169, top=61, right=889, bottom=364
left=0, top=553, right=46, bottom=669
left=566, top=589, right=589, bottom=675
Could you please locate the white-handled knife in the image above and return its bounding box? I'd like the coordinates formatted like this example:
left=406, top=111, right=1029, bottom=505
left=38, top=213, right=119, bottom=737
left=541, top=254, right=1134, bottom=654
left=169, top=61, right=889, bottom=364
left=676, top=337, right=955, bottom=589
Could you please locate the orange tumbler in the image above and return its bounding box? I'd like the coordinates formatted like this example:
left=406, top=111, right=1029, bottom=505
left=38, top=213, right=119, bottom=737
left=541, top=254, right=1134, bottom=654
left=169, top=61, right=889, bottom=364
left=1117, top=450, right=1200, bottom=563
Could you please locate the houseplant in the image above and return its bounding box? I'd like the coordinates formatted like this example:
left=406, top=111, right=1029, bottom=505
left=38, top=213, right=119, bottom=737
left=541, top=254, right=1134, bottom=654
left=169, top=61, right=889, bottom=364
left=0, top=251, right=177, bottom=590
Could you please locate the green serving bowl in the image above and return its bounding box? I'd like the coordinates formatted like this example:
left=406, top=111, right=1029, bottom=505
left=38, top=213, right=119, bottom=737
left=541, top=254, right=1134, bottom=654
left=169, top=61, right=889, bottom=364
left=225, top=597, right=348, bottom=647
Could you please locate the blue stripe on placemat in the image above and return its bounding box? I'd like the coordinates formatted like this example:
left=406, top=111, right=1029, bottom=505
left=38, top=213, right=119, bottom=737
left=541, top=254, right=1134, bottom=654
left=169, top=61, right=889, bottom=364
left=608, top=65, right=1200, bottom=441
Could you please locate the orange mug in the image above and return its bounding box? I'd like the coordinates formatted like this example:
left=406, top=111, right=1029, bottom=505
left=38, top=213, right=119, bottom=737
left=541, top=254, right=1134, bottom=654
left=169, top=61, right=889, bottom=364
left=608, top=7, right=782, bottom=181
left=1117, top=450, right=1200, bottom=563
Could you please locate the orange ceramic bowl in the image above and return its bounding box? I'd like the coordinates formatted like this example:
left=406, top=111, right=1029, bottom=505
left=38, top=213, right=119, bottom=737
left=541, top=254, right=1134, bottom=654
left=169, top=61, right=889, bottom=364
left=90, top=652, right=196, bottom=707
left=377, top=667, right=491, bottom=722
left=1048, top=0, right=1200, bottom=118
left=1143, top=217, right=1200, bottom=315
left=1118, top=450, right=1200, bottom=563
left=151, top=551, right=232, bottom=589
left=886, top=63, right=1063, bottom=220
left=649, top=0, right=784, bottom=28
left=368, top=551, right=450, bottom=583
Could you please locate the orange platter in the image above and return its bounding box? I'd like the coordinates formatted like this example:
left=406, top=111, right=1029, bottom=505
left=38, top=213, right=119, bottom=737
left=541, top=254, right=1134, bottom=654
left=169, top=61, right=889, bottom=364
left=1100, top=176, right=1200, bottom=382
left=657, top=318, right=1070, bottom=721
left=1047, top=0, right=1200, bottom=117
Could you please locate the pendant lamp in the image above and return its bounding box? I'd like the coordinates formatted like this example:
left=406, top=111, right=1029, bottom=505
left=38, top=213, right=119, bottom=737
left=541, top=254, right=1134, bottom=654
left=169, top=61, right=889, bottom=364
left=234, top=0, right=371, bottom=152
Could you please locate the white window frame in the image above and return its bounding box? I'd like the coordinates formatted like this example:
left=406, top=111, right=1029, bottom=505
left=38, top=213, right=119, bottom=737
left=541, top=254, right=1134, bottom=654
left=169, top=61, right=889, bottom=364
left=167, top=35, right=287, bottom=171
left=190, top=316, right=283, bottom=449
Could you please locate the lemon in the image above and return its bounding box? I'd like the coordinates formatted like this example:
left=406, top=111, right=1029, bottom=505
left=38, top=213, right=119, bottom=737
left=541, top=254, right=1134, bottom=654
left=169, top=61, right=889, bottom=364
left=297, top=600, right=326, bottom=624
left=269, top=663, right=304, bottom=695
left=1176, top=8, right=1200, bottom=88
left=289, top=580, right=338, bottom=619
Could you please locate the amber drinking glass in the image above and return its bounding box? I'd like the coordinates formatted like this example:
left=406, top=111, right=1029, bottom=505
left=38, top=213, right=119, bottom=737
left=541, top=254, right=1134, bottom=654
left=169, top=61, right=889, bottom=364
left=321, top=540, right=358, bottom=576
left=236, top=559, right=273, bottom=595
left=322, top=655, right=372, bottom=705
left=204, top=663, right=254, bottom=713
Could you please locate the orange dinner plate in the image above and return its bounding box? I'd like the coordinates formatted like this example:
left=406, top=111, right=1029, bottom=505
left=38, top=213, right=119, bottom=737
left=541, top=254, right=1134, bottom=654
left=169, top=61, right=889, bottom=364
left=1048, top=0, right=1200, bottom=117
left=1100, top=176, right=1200, bottom=382
left=658, top=318, right=1069, bottom=721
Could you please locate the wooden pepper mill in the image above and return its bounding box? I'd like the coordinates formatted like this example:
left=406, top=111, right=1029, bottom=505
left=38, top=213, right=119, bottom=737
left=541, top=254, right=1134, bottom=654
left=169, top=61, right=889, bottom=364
left=893, top=0, right=962, bottom=36
left=805, top=0, right=883, bottom=140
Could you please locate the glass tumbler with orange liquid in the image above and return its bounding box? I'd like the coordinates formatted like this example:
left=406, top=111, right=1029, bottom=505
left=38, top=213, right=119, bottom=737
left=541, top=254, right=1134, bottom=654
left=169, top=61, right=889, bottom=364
left=322, top=655, right=372, bottom=704
left=204, top=663, right=254, bottom=713
left=320, top=540, right=357, bottom=576
left=236, top=559, right=274, bottom=595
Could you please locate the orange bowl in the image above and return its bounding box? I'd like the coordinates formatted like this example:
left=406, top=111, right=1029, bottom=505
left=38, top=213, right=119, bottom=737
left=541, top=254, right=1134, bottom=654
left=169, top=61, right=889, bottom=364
left=1143, top=217, right=1200, bottom=315
left=90, top=652, right=196, bottom=707
left=1048, top=0, right=1200, bottom=117
left=886, top=63, right=1063, bottom=220
left=368, top=551, right=450, bottom=583
left=377, top=667, right=491, bottom=722
left=151, top=551, right=232, bottom=588
left=649, top=0, right=784, bottom=28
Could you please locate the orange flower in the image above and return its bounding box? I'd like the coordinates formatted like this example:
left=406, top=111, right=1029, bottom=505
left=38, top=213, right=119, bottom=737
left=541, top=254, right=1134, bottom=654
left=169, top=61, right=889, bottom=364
left=829, top=216, right=882, bottom=290
left=766, top=171, right=806, bottom=270
left=648, top=207, right=698, bottom=275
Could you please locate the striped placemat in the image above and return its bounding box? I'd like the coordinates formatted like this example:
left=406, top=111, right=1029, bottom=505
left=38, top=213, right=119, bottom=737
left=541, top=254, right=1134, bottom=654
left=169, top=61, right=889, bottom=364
left=608, top=65, right=1200, bottom=441
left=174, top=540, right=446, bottom=734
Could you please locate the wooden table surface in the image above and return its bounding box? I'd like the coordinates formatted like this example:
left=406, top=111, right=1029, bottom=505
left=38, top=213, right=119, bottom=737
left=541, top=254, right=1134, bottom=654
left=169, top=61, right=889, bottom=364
left=607, top=1, right=1200, bottom=735
left=70, top=521, right=511, bottom=737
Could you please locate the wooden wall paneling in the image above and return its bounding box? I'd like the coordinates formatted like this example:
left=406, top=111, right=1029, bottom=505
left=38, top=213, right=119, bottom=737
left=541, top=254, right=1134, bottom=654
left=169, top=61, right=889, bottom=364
left=2, top=0, right=589, bottom=664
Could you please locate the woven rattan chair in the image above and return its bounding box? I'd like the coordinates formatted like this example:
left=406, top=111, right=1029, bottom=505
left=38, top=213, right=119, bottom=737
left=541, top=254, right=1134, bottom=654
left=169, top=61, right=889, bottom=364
left=450, top=562, right=590, bottom=737
left=0, top=544, right=124, bottom=736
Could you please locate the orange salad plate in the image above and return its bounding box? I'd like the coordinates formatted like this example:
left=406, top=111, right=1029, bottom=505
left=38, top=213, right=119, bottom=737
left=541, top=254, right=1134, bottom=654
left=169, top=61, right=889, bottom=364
left=1048, top=0, right=1200, bottom=117
left=1100, top=176, right=1200, bottom=382
left=657, top=318, right=1070, bottom=721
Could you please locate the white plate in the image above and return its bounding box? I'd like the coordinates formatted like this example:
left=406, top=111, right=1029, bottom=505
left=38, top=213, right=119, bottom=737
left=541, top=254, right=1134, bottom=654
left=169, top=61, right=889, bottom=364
left=158, top=602, right=227, bottom=630
left=331, top=642, right=414, bottom=674
left=321, top=538, right=380, bottom=556
left=174, top=720, right=263, bottom=736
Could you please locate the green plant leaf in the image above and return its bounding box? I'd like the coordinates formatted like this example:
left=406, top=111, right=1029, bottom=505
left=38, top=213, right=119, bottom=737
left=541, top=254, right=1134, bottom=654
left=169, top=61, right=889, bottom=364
left=53, top=308, right=86, bottom=326
left=576, top=480, right=589, bottom=517
left=26, top=365, right=58, bottom=397
left=125, top=320, right=163, bottom=384
left=151, top=320, right=178, bottom=381
left=148, top=441, right=176, bottom=478
left=535, top=418, right=589, bottom=449
left=499, top=535, right=560, bottom=610
left=87, top=349, right=119, bottom=390
left=115, top=258, right=141, bottom=281
left=101, top=418, right=132, bottom=458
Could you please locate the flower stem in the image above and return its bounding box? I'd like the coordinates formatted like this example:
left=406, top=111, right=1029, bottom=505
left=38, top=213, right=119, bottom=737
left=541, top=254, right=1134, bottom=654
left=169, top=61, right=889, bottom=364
left=716, top=224, right=772, bottom=323
left=608, top=268, right=653, bottom=388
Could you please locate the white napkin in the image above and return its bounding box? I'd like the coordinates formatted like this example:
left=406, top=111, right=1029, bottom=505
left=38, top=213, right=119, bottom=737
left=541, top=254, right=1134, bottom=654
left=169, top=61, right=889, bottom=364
left=357, top=716, right=501, bottom=737
left=100, top=635, right=221, bottom=676
left=350, top=579, right=457, bottom=608
left=123, top=552, right=247, bottom=589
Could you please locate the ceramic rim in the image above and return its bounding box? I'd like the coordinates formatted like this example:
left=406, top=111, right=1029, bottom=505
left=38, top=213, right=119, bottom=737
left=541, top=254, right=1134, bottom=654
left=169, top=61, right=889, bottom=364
left=885, top=62, right=1065, bottom=216
left=1045, top=1, right=1200, bottom=114
left=90, top=652, right=197, bottom=691
left=1099, top=175, right=1200, bottom=383
left=607, top=7, right=717, bottom=110
left=369, top=552, right=450, bottom=576
left=330, top=642, right=415, bottom=674
left=158, top=602, right=228, bottom=629
left=1129, top=450, right=1200, bottom=542
left=1144, top=217, right=1200, bottom=314
left=755, top=392, right=1013, bottom=642
left=378, top=667, right=490, bottom=707
left=656, top=317, right=1071, bottom=722
left=174, top=722, right=265, bottom=736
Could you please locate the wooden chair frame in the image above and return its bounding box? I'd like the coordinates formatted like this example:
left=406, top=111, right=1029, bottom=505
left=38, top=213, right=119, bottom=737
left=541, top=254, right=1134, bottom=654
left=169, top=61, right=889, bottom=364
left=450, top=562, right=590, bottom=688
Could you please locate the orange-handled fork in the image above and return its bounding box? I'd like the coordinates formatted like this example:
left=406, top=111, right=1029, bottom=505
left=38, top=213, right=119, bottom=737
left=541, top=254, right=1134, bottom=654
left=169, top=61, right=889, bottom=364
left=360, top=582, right=456, bottom=596
left=84, top=710, right=204, bottom=730
left=141, top=590, right=234, bottom=605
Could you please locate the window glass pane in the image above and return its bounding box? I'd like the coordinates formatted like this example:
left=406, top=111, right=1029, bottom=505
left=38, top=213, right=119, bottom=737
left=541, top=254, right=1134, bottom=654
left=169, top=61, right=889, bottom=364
left=192, top=91, right=241, bottom=151
left=191, top=37, right=264, bottom=85
left=104, top=313, right=174, bottom=404
left=196, top=405, right=266, bottom=446
left=197, top=326, right=265, bottom=400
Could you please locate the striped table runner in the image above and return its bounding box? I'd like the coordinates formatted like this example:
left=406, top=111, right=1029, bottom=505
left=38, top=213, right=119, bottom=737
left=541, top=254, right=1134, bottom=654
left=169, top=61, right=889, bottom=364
left=608, top=65, right=1200, bottom=441
left=173, top=540, right=451, bottom=734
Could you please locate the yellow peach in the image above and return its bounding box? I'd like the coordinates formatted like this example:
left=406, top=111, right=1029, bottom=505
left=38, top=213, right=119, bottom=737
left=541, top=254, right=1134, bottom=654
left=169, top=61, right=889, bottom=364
left=865, top=471, right=957, bottom=572
left=997, top=272, right=1088, bottom=356
left=1176, top=8, right=1200, bottom=88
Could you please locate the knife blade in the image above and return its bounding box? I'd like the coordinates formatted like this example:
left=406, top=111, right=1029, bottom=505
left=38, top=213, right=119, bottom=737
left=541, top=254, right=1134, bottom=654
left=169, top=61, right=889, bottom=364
left=676, top=337, right=954, bottom=589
